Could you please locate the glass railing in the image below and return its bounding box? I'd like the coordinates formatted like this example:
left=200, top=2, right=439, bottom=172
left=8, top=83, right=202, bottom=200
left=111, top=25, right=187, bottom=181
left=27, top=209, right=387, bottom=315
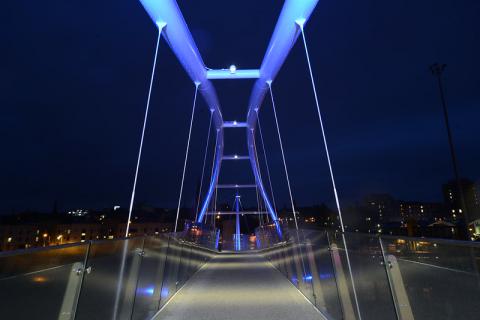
left=220, top=234, right=258, bottom=251
left=261, top=229, right=480, bottom=320
left=0, top=234, right=216, bottom=320
left=380, top=235, right=480, bottom=320
left=2, top=227, right=479, bottom=320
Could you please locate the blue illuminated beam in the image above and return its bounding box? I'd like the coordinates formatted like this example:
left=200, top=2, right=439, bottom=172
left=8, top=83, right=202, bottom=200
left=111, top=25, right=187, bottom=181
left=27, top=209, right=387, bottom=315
left=207, top=69, right=260, bottom=80
left=246, top=0, right=319, bottom=230
left=138, top=0, right=320, bottom=231
left=139, top=0, right=224, bottom=223
left=247, top=0, right=319, bottom=127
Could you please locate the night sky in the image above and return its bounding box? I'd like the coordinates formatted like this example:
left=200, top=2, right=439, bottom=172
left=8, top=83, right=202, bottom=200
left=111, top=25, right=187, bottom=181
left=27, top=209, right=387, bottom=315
left=2, top=0, right=479, bottom=214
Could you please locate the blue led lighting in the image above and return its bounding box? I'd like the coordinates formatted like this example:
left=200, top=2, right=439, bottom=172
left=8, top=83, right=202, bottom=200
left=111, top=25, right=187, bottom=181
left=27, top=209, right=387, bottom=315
left=138, top=285, right=155, bottom=296
left=161, top=287, right=169, bottom=299
left=303, top=275, right=313, bottom=281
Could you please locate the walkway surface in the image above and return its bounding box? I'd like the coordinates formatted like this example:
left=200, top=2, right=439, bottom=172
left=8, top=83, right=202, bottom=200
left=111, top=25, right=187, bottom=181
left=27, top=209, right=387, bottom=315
left=153, top=253, right=324, bottom=320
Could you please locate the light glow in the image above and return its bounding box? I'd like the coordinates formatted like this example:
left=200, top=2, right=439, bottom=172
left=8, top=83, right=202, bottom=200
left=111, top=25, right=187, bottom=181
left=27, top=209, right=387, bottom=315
left=138, top=286, right=155, bottom=296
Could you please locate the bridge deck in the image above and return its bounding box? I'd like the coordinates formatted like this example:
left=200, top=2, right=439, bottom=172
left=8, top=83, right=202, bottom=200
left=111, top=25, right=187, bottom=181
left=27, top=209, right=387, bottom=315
left=153, top=253, right=324, bottom=320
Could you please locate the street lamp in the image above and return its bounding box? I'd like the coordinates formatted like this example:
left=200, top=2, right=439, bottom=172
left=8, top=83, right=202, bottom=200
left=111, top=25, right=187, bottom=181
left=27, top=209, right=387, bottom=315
left=42, top=233, right=48, bottom=247
left=430, top=63, right=470, bottom=233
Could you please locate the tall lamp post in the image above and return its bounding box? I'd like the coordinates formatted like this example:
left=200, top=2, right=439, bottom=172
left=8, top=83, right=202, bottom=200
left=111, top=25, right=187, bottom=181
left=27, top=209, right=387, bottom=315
left=430, top=63, right=470, bottom=234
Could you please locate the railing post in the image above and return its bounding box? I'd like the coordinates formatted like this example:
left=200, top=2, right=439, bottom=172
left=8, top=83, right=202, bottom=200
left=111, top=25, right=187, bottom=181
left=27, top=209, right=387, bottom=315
left=68, top=241, right=91, bottom=320
left=305, top=239, right=326, bottom=308
left=329, top=242, right=356, bottom=320
left=58, top=263, right=85, bottom=320
left=156, top=236, right=173, bottom=311
left=379, top=237, right=414, bottom=320
left=127, top=236, right=147, bottom=320
left=284, top=244, right=295, bottom=281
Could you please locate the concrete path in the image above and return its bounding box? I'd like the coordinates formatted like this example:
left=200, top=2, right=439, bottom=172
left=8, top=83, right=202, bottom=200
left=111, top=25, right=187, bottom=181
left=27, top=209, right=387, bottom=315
left=153, top=253, right=324, bottom=320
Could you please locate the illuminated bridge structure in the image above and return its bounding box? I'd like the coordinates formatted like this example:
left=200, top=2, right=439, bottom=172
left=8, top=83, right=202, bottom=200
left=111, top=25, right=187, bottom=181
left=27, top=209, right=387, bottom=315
left=1, top=1, right=480, bottom=320
left=136, top=0, right=322, bottom=239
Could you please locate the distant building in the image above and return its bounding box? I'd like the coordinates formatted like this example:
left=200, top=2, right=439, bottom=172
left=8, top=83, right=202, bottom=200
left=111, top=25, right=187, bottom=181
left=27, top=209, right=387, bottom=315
left=399, top=201, right=446, bottom=222
left=346, top=193, right=452, bottom=237
left=297, top=204, right=337, bottom=228
left=67, top=209, right=89, bottom=217
left=470, top=219, right=480, bottom=240
left=363, top=194, right=399, bottom=223
left=0, top=221, right=172, bottom=251
left=442, top=179, right=480, bottom=223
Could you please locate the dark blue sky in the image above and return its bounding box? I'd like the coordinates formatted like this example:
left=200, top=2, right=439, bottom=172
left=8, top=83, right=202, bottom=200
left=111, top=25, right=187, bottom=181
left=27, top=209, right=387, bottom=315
left=1, top=0, right=479, bottom=213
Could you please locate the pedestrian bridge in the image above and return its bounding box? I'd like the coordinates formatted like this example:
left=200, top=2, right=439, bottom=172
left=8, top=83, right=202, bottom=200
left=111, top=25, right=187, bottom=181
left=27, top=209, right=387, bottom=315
left=2, top=0, right=479, bottom=319
left=1, top=227, right=480, bottom=320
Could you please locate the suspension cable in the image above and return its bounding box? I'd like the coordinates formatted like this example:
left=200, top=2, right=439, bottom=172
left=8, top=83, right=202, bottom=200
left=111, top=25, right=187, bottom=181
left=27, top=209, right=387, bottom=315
left=255, top=184, right=261, bottom=224
left=213, top=188, right=218, bottom=228
left=267, top=82, right=299, bottom=232
left=298, top=24, right=346, bottom=233
left=257, top=115, right=278, bottom=215
left=125, top=26, right=164, bottom=238
left=298, top=22, right=362, bottom=319
left=174, top=82, right=200, bottom=233
left=252, top=131, right=265, bottom=223
left=195, top=111, right=213, bottom=221
left=268, top=82, right=307, bottom=280
left=208, top=129, right=219, bottom=226
left=116, top=25, right=164, bottom=320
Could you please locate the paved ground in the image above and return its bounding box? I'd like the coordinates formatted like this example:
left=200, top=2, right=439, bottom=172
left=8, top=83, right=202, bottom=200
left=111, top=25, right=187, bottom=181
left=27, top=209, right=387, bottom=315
left=153, top=253, right=325, bottom=320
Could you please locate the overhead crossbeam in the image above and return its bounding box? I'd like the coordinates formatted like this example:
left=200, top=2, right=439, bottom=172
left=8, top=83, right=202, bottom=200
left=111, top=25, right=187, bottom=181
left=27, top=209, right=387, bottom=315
left=207, top=69, right=260, bottom=80
left=223, top=155, right=249, bottom=160
left=223, top=121, right=247, bottom=128
left=216, top=184, right=257, bottom=189
left=206, top=211, right=269, bottom=215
